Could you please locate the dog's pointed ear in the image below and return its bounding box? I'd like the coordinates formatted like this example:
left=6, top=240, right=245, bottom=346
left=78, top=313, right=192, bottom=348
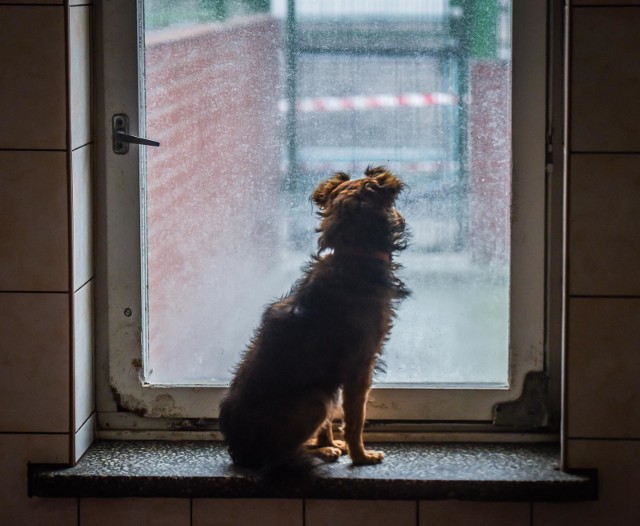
left=365, top=166, right=404, bottom=201
left=312, top=172, right=350, bottom=207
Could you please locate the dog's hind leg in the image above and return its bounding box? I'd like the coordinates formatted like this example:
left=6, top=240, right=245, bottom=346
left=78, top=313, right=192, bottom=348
left=315, top=418, right=347, bottom=452
left=304, top=419, right=346, bottom=462
left=308, top=444, right=342, bottom=463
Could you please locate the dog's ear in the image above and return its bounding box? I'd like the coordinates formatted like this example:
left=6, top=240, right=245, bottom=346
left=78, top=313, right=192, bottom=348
left=365, top=166, right=403, bottom=201
left=312, top=172, right=350, bottom=207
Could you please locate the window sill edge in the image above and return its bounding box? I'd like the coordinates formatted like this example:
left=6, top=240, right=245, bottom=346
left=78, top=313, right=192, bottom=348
left=28, top=440, right=596, bottom=502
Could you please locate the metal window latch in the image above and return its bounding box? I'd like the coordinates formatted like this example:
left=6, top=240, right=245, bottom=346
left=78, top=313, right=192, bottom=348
left=112, top=114, right=160, bottom=154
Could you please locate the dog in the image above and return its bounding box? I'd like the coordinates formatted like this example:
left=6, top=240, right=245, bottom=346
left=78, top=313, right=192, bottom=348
left=219, top=166, right=410, bottom=471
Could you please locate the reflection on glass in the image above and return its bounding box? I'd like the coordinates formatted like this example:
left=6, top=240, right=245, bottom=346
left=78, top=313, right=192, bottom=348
left=142, top=0, right=511, bottom=386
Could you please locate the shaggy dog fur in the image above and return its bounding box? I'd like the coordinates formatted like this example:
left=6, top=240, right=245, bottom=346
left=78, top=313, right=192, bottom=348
left=219, top=166, right=409, bottom=470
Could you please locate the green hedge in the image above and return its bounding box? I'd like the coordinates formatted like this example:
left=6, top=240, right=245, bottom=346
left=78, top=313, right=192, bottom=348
left=145, top=0, right=270, bottom=30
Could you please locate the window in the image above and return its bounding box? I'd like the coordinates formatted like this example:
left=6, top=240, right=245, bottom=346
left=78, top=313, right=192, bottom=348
left=97, top=0, right=548, bottom=426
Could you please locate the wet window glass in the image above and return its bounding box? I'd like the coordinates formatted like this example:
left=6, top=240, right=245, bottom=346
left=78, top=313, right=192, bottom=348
left=141, top=0, right=512, bottom=386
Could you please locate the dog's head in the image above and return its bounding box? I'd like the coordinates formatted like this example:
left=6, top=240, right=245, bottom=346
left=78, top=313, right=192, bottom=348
left=312, top=166, right=408, bottom=255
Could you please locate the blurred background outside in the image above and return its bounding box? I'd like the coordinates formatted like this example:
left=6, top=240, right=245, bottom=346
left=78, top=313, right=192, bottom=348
left=141, top=0, right=513, bottom=386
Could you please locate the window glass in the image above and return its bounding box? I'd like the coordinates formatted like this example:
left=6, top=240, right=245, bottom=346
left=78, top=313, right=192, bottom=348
left=141, top=0, right=512, bottom=386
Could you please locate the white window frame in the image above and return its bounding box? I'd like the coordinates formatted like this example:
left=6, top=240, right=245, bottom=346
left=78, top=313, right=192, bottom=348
left=95, top=0, right=549, bottom=429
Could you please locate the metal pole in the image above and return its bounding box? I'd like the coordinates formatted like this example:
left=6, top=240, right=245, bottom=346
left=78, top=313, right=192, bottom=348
left=285, top=0, right=298, bottom=191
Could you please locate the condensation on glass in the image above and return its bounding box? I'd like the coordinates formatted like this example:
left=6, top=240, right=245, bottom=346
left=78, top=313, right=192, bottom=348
left=140, top=0, right=512, bottom=386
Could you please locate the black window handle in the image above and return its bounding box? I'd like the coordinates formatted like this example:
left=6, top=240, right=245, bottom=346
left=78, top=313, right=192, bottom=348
left=112, top=114, right=160, bottom=154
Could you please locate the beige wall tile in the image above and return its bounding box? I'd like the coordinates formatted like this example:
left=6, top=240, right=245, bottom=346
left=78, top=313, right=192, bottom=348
left=306, top=500, right=415, bottom=526
left=193, top=499, right=302, bottom=526
left=420, top=501, right=530, bottom=526
left=0, top=293, right=70, bottom=432
left=574, top=1, right=640, bottom=4
left=571, top=7, right=640, bottom=152
left=0, top=434, right=75, bottom=526
left=81, top=498, right=190, bottom=526
left=69, top=5, right=91, bottom=149
left=74, top=280, right=94, bottom=432
left=534, top=439, right=640, bottom=525
left=0, top=151, right=68, bottom=291
left=0, top=6, right=66, bottom=149
left=568, top=298, right=640, bottom=438
left=72, top=145, right=93, bottom=291
left=569, top=154, right=640, bottom=296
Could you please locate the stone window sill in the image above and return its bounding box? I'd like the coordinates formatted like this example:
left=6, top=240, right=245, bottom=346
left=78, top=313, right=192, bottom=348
left=29, top=441, right=596, bottom=501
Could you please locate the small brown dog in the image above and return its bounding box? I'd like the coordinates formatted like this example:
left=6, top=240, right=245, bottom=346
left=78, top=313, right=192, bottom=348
left=219, top=166, right=409, bottom=470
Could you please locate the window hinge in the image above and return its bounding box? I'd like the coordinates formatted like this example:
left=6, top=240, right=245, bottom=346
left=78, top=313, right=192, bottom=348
left=492, top=371, right=549, bottom=429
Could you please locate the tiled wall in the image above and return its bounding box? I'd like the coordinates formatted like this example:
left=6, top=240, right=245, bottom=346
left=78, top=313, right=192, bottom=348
left=0, top=0, right=94, bottom=524
left=1, top=0, right=639, bottom=524
left=534, top=2, right=640, bottom=524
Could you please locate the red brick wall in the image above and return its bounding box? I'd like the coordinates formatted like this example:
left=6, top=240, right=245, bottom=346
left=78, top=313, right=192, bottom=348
left=468, top=60, right=511, bottom=264
left=142, top=16, right=283, bottom=379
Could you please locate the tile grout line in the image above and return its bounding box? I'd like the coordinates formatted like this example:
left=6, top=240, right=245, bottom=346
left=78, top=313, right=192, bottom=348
left=568, top=436, right=640, bottom=442
left=0, top=290, right=69, bottom=294
left=0, top=148, right=67, bottom=152
left=0, top=431, right=70, bottom=436
left=570, top=151, right=640, bottom=155
left=72, top=140, right=94, bottom=153
left=569, top=295, right=640, bottom=299
left=74, top=277, right=94, bottom=295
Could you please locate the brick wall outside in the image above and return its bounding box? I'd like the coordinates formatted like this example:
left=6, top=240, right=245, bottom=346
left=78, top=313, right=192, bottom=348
left=468, top=60, right=510, bottom=264
left=143, top=16, right=283, bottom=379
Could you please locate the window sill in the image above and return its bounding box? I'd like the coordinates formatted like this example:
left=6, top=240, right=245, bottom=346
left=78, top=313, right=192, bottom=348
left=29, top=441, right=596, bottom=501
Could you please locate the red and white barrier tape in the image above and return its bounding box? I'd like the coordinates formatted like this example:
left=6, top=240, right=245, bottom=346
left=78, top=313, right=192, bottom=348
left=287, top=160, right=460, bottom=174
left=279, top=92, right=458, bottom=113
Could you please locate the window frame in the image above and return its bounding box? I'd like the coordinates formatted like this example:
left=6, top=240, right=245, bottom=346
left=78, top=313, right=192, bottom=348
left=95, top=0, right=552, bottom=429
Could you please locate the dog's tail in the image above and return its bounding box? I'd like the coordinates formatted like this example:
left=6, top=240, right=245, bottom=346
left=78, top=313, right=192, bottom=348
left=260, top=448, right=325, bottom=481
left=227, top=442, right=324, bottom=482
left=220, top=398, right=323, bottom=480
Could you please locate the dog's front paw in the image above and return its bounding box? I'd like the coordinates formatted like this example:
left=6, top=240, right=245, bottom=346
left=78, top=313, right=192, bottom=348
left=351, top=449, right=384, bottom=465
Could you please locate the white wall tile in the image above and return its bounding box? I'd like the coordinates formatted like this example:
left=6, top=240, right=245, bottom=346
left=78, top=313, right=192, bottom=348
left=569, top=154, right=640, bottom=296
left=0, top=6, right=66, bottom=149
left=420, top=501, right=530, bottom=526
left=0, top=434, right=75, bottom=526
left=72, top=145, right=94, bottom=291
left=0, top=293, right=69, bottom=432
left=0, top=151, right=68, bottom=291
left=571, top=7, right=640, bottom=152
left=69, top=5, right=91, bottom=149
left=306, top=500, right=415, bottom=526
left=74, top=280, right=94, bottom=432
left=534, top=440, right=640, bottom=525
left=568, top=298, right=640, bottom=438
left=81, top=498, right=190, bottom=526
left=193, top=498, right=302, bottom=526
